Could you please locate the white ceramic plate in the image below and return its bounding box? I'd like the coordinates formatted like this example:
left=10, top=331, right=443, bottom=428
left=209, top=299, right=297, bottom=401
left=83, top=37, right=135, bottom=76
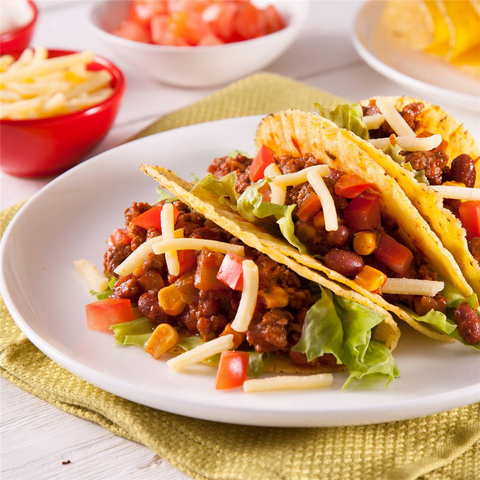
left=1, top=116, right=479, bottom=428
left=353, top=1, right=480, bottom=111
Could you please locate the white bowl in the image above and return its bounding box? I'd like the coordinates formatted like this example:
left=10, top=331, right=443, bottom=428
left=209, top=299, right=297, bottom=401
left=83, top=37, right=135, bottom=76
left=89, top=0, right=309, bottom=88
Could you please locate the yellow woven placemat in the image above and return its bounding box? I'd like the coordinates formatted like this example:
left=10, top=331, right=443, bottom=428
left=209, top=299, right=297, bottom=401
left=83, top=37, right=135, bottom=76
left=1, top=73, right=479, bottom=480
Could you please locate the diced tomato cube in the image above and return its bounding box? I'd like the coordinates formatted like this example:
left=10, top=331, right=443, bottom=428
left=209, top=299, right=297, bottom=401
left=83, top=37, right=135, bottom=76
left=374, top=233, right=413, bottom=276
left=334, top=174, right=372, bottom=198
left=168, top=10, right=209, bottom=45
left=113, top=21, right=152, bottom=43
left=296, top=193, right=321, bottom=221
left=151, top=14, right=169, bottom=44
left=107, top=228, right=131, bottom=247
left=261, top=5, right=285, bottom=34
left=168, top=250, right=197, bottom=282
left=198, top=32, right=224, bottom=46
left=131, top=204, right=179, bottom=230
left=86, top=298, right=134, bottom=332
left=215, top=351, right=250, bottom=389
left=233, top=3, right=263, bottom=40
left=459, top=201, right=480, bottom=240
left=249, top=145, right=275, bottom=182
left=217, top=252, right=245, bottom=290
left=202, top=3, right=237, bottom=42
left=344, top=193, right=381, bottom=232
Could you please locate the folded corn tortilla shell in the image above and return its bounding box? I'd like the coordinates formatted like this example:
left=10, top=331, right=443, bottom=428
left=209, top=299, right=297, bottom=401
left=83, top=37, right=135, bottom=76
left=351, top=96, right=480, bottom=297
left=141, top=164, right=401, bottom=358
left=253, top=109, right=476, bottom=342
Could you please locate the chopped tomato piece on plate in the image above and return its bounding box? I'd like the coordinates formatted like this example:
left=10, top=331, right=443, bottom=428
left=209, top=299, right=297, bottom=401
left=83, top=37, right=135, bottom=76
left=296, top=192, right=321, bottom=221
left=344, top=192, right=381, bottom=232
left=131, top=204, right=179, bottom=230
left=168, top=250, right=197, bottom=282
left=234, top=3, right=262, bottom=39
left=202, top=2, right=237, bottom=41
left=459, top=201, right=480, bottom=240
left=107, top=228, right=131, bottom=247
left=374, top=233, right=413, bottom=276
left=86, top=298, right=134, bottom=332
left=261, top=5, right=285, bottom=34
left=249, top=145, right=275, bottom=182
left=198, top=32, right=224, bottom=46
left=216, top=351, right=250, bottom=389
left=334, top=174, right=372, bottom=198
left=217, top=252, right=244, bottom=290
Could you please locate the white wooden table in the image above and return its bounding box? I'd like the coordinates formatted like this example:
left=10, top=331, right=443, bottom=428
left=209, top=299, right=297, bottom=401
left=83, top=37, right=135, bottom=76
left=1, top=2, right=479, bottom=479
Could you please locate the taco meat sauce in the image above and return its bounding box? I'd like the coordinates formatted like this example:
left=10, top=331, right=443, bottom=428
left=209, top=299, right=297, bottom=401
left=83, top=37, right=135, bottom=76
left=208, top=148, right=480, bottom=345
left=103, top=199, right=332, bottom=365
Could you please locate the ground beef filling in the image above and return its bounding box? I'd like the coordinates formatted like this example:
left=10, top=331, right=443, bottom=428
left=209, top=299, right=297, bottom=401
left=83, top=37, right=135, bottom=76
left=104, top=200, right=326, bottom=361
left=208, top=150, right=480, bottom=345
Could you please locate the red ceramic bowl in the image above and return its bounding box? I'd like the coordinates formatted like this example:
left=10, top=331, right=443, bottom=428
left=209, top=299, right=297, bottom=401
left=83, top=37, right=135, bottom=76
left=0, top=1, right=38, bottom=53
left=0, top=49, right=126, bottom=177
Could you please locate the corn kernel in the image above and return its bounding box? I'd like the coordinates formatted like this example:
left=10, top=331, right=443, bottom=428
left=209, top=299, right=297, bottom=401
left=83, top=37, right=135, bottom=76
left=258, top=286, right=289, bottom=309
left=354, top=266, right=387, bottom=292
left=145, top=323, right=179, bottom=359
left=443, top=181, right=466, bottom=188
left=353, top=231, right=377, bottom=256
left=220, top=323, right=245, bottom=349
left=158, top=284, right=186, bottom=316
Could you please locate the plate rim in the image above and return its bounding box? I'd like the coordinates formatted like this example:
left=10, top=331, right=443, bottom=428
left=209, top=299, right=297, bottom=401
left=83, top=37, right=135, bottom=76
left=1, top=115, right=479, bottom=428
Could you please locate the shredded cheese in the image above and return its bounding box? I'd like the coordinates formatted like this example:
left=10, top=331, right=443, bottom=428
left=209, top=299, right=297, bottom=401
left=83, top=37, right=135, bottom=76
left=243, top=374, right=333, bottom=393
left=307, top=170, right=338, bottom=232
left=363, top=114, right=385, bottom=130
left=231, top=260, right=259, bottom=333
left=272, top=165, right=330, bottom=187
left=152, top=238, right=245, bottom=256
left=431, top=186, right=480, bottom=201
left=113, top=229, right=184, bottom=277
left=264, top=163, right=286, bottom=205
left=375, top=98, right=415, bottom=138
left=381, top=278, right=444, bottom=296
left=161, top=203, right=180, bottom=277
left=369, top=134, right=442, bottom=152
left=167, top=334, right=234, bottom=371
left=74, top=259, right=108, bottom=293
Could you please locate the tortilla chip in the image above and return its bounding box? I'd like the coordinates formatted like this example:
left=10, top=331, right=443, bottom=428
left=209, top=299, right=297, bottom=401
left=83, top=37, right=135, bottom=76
left=141, top=164, right=401, bottom=352
left=355, top=96, right=480, bottom=297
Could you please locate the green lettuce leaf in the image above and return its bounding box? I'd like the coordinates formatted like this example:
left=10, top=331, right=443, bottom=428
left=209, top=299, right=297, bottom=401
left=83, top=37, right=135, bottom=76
left=177, top=336, right=221, bottom=365
left=124, top=333, right=152, bottom=348
left=292, top=286, right=398, bottom=389
left=315, top=102, right=369, bottom=140
left=237, top=179, right=306, bottom=253
left=247, top=352, right=265, bottom=378
left=402, top=306, right=457, bottom=335
left=155, top=186, right=176, bottom=203
left=191, top=172, right=239, bottom=210
left=111, top=318, right=153, bottom=347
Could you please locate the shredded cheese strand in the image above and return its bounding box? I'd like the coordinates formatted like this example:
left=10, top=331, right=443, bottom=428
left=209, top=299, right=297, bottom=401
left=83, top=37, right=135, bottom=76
left=375, top=98, right=416, bottom=138
left=264, top=163, right=286, bottom=205
left=152, top=238, right=245, bottom=256
left=363, top=114, right=385, bottom=130
left=381, top=278, right=444, bottom=296
left=74, top=259, right=108, bottom=293
left=161, top=203, right=180, bottom=277
left=114, top=229, right=184, bottom=277
left=243, top=374, right=333, bottom=393
left=369, top=134, right=442, bottom=152
left=431, top=186, right=480, bottom=201
left=307, top=170, right=338, bottom=232
left=272, top=165, right=330, bottom=187
left=167, top=335, right=234, bottom=371
left=231, top=260, right=259, bottom=333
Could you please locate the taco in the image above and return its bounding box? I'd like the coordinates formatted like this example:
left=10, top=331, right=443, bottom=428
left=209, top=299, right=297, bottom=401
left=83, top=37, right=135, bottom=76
left=165, top=109, right=480, bottom=349
left=315, top=97, right=480, bottom=299
left=93, top=187, right=400, bottom=389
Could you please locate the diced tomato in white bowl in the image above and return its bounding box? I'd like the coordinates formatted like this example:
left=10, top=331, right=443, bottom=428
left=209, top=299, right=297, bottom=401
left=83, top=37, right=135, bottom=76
left=88, top=0, right=309, bottom=87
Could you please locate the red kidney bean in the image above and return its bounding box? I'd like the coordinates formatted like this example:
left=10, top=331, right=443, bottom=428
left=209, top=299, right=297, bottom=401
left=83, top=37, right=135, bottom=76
left=324, top=249, right=364, bottom=277
left=326, top=225, right=352, bottom=247
left=454, top=302, right=480, bottom=345
left=450, top=154, right=476, bottom=188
